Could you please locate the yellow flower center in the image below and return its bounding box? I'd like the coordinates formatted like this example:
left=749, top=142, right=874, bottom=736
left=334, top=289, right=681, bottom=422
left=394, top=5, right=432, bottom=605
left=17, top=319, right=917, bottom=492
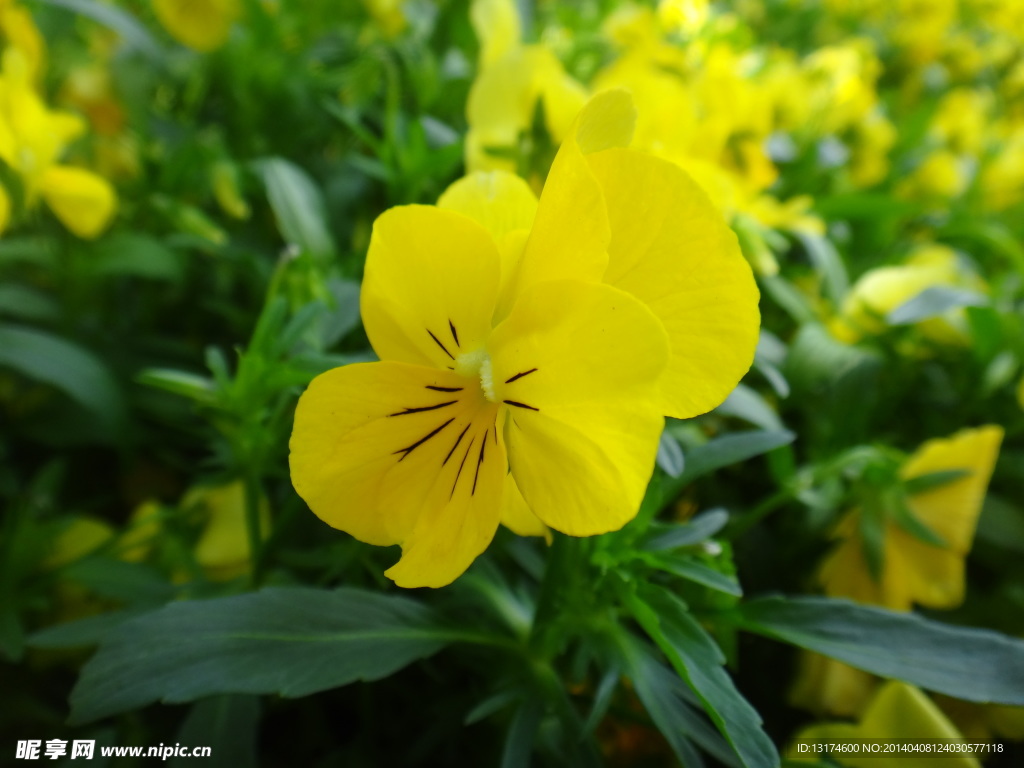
left=454, top=346, right=496, bottom=402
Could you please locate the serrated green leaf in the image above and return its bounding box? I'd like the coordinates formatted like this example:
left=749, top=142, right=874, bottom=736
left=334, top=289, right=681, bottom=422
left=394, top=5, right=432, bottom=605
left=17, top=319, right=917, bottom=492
left=69, top=587, right=475, bottom=724
left=631, top=586, right=778, bottom=768
left=738, top=596, right=1024, bottom=704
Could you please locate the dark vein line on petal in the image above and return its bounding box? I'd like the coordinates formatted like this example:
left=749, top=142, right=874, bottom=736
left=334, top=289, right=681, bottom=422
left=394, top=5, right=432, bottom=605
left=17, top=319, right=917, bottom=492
left=504, top=400, right=540, bottom=411
left=426, top=385, right=463, bottom=392
left=451, top=437, right=475, bottom=498
left=449, top=320, right=460, bottom=347
left=428, top=329, right=455, bottom=360
left=443, top=423, right=471, bottom=466
left=504, top=368, right=538, bottom=384
left=394, top=418, right=454, bottom=461
left=389, top=400, right=458, bottom=417
left=471, top=434, right=487, bottom=495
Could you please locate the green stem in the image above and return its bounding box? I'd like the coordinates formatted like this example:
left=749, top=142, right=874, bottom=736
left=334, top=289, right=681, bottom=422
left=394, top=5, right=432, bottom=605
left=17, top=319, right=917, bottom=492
left=243, top=470, right=264, bottom=587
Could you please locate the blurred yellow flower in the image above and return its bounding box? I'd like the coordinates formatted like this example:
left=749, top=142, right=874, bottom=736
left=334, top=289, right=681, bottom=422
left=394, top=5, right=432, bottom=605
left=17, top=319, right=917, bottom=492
left=794, top=426, right=1002, bottom=715
left=185, top=481, right=270, bottom=581
left=822, top=425, right=1003, bottom=611
left=362, top=0, right=407, bottom=39
left=0, top=181, right=8, bottom=235
left=848, top=110, right=897, bottom=188
left=830, top=244, right=983, bottom=345
left=0, top=49, right=117, bottom=238
left=1017, top=375, right=1024, bottom=410
left=0, top=0, right=43, bottom=80
left=290, top=92, right=758, bottom=588
left=465, top=0, right=586, bottom=175
left=152, top=0, right=240, bottom=52
left=657, top=0, right=709, bottom=34
left=980, top=126, right=1024, bottom=211
left=793, top=681, right=981, bottom=768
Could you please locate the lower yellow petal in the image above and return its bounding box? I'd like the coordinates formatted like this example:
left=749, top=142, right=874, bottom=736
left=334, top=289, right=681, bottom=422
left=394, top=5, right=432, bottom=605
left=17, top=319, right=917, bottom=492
left=40, top=166, right=117, bottom=239
left=501, top=474, right=551, bottom=541
left=290, top=362, right=505, bottom=587
left=489, top=280, right=667, bottom=535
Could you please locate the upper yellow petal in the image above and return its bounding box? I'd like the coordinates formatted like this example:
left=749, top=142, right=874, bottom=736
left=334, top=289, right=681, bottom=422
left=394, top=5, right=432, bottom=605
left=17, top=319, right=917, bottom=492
left=499, top=90, right=636, bottom=319
left=588, top=147, right=760, bottom=418
left=470, top=0, right=521, bottom=65
left=361, top=205, right=502, bottom=369
left=290, top=361, right=508, bottom=587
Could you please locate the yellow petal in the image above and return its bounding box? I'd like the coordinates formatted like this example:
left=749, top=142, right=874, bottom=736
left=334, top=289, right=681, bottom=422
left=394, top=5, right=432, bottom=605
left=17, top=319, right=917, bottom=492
left=470, top=0, right=521, bottom=65
left=489, top=280, right=667, bottom=535
left=1017, top=375, right=1024, bottom=410
left=40, top=166, right=117, bottom=239
left=0, top=182, right=9, bottom=236
left=501, top=475, right=550, bottom=540
left=361, top=205, right=502, bottom=368
left=790, top=652, right=876, bottom=717
left=290, top=362, right=505, bottom=587
left=587, top=147, right=760, bottom=418
left=900, top=425, right=1003, bottom=554
left=437, top=171, right=537, bottom=245
left=45, top=517, right=115, bottom=568
left=860, top=682, right=980, bottom=768
left=500, top=90, right=636, bottom=318
left=153, top=0, right=239, bottom=52
left=190, top=481, right=269, bottom=578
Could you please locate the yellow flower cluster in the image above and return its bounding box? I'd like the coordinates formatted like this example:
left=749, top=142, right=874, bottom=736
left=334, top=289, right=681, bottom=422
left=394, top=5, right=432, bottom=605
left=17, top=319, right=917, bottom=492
left=0, top=0, right=116, bottom=239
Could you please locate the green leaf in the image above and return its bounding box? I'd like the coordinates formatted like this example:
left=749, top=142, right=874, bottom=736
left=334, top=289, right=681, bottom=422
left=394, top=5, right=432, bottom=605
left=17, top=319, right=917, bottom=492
left=794, top=231, right=848, bottom=305
left=886, top=286, right=987, bottom=326
left=667, top=430, right=795, bottom=496
left=137, top=369, right=217, bottom=404
left=631, top=586, right=778, bottom=768
left=172, top=696, right=260, bottom=768
left=976, top=495, right=1024, bottom=554
left=902, top=469, right=972, bottom=496
left=320, top=278, right=362, bottom=347
left=657, top=431, right=685, bottom=477
left=645, top=509, right=730, bottom=551
left=716, top=384, right=784, bottom=430
left=90, top=233, right=183, bottom=283
left=888, top=496, right=947, bottom=548
left=620, top=635, right=739, bottom=768
left=500, top=698, right=543, bottom=768
left=38, top=0, right=165, bottom=61
left=785, top=323, right=880, bottom=394
left=738, top=596, right=1024, bottom=704
left=69, top=587, right=469, bottom=724
left=259, top=158, right=337, bottom=260
left=0, top=284, right=60, bottom=321
left=0, top=324, right=125, bottom=434
left=649, top=555, right=743, bottom=596
left=28, top=609, right=144, bottom=650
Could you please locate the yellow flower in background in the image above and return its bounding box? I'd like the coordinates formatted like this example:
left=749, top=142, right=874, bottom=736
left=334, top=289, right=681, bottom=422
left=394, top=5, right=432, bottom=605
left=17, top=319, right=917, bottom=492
left=184, top=481, right=270, bottom=581
left=980, top=125, right=1024, bottom=211
left=0, top=48, right=117, bottom=238
left=1018, top=375, right=1024, bottom=410
left=152, top=0, right=240, bottom=52
left=848, top=110, right=897, bottom=188
left=657, top=0, right=709, bottom=34
left=362, top=0, right=407, bottom=39
left=794, top=426, right=1002, bottom=715
left=0, top=181, right=9, bottom=235
left=937, top=695, right=1024, bottom=742
left=820, top=425, right=1002, bottom=611
left=830, top=244, right=984, bottom=345
left=897, top=149, right=970, bottom=202
left=465, top=0, right=586, bottom=175
left=792, top=681, right=980, bottom=768
left=290, top=92, right=759, bottom=588
left=0, top=0, right=44, bottom=80
left=930, top=89, right=991, bottom=156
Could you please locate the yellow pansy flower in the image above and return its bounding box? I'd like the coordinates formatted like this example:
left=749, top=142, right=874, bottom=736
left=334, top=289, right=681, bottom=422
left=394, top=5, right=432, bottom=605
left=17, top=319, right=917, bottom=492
left=0, top=49, right=117, bottom=238
left=830, top=244, right=983, bottom=345
left=465, top=0, right=587, bottom=176
left=152, top=0, right=240, bottom=52
left=793, top=427, right=1002, bottom=716
left=362, top=0, right=407, bottom=39
left=821, top=425, right=1003, bottom=611
left=897, top=149, right=969, bottom=202
left=792, top=681, right=981, bottom=768
left=290, top=92, right=759, bottom=588
left=184, top=481, right=270, bottom=581
left=0, top=0, right=44, bottom=80
left=980, top=126, right=1024, bottom=212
